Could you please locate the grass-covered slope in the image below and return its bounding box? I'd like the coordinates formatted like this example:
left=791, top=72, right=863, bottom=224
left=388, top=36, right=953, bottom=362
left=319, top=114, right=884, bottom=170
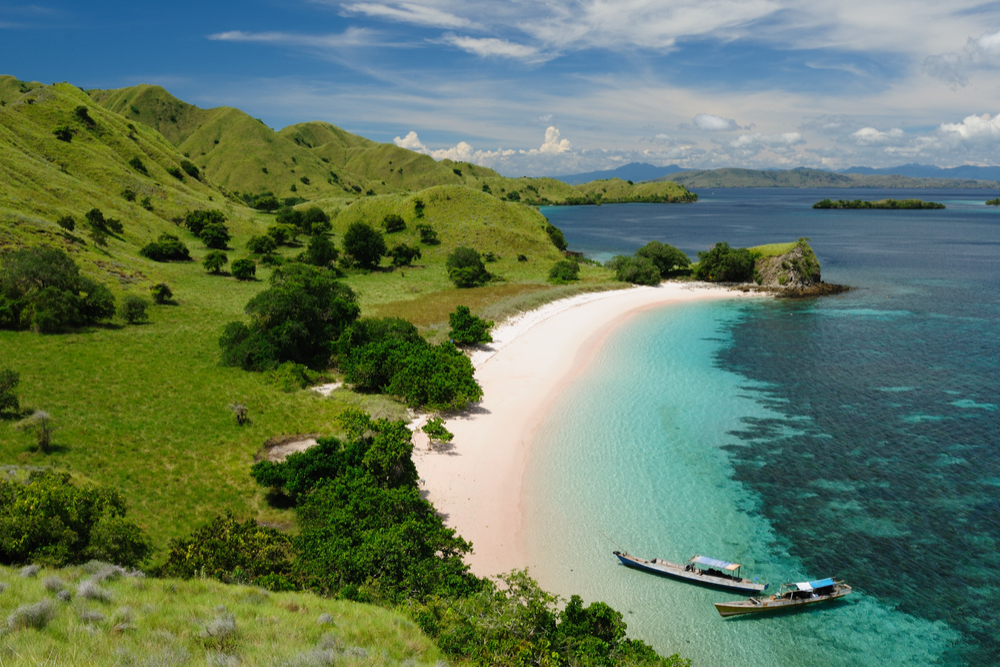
left=0, top=563, right=443, bottom=665
left=665, top=167, right=999, bottom=189
left=574, top=178, right=696, bottom=203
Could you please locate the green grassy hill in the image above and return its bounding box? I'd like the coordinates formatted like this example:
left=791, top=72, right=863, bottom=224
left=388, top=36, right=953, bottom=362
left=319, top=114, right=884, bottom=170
left=575, top=177, right=696, bottom=202
left=0, top=563, right=443, bottom=665
left=664, top=167, right=999, bottom=189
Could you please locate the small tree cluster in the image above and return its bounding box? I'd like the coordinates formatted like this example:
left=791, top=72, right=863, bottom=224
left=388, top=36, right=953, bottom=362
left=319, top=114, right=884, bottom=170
left=446, top=247, right=490, bottom=288
left=383, top=214, right=406, bottom=233
left=231, top=258, right=257, bottom=281
left=605, top=255, right=660, bottom=285
left=389, top=243, right=420, bottom=267
left=549, top=259, right=580, bottom=284
left=247, top=234, right=277, bottom=255
left=415, top=224, right=439, bottom=245
left=128, top=156, right=148, bottom=175
left=448, top=306, right=493, bottom=345
left=636, top=241, right=691, bottom=278
left=139, top=233, right=190, bottom=261
left=342, top=222, right=386, bottom=269
left=694, top=242, right=755, bottom=282
left=183, top=209, right=230, bottom=249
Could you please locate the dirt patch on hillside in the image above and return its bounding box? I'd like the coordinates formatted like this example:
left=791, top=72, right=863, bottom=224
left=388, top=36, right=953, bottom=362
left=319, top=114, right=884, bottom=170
left=255, top=434, right=322, bottom=462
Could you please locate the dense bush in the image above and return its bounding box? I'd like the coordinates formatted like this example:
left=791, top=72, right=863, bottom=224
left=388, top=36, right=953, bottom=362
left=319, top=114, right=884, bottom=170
left=183, top=209, right=227, bottom=237
left=52, top=125, right=73, bottom=142
left=338, top=318, right=483, bottom=410
left=0, top=368, right=19, bottom=415
left=149, top=283, right=172, bottom=304
left=342, top=222, right=386, bottom=269
left=231, top=258, right=257, bottom=281
left=275, top=206, right=303, bottom=231
left=246, top=234, right=277, bottom=255
left=446, top=247, right=490, bottom=288
left=267, top=223, right=298, bottom=246
left=139, top=233, right=190, bottom=261
left=605, top=255, right=661, bottom=285
left=219, top=263, right=360, bottom=371
left=200, top=222, right=231, bottom=249
left=549, top=259, right=580, bottom=283
left=264, top=360, right=320, bottom=392
left=166, top=166, right=184, bottom=180
left=160, top=513, right=294, bottom=589
left=203, top=250, right=228, bottom=274
left=448, top=306, right=493, bottom=345
left=0, top=247, right=115, bottom=332
left=694, top=242, right=755, bottom=282
left=302, top=207, right=331, bottom=235
left=118, top=295, right=149, bottom=324
left=415, top=224, right=439, bottom=245
left=85, top=208, right=123, bottom=236
left=179, top=159, right=200, bottom=180
left=636, top=241, right=691, bottom=278
left=545, top=222, right=568, bottom=251
left=55, top=215, right=75, bottom=232
left=303, top=234, right=339, bottom=266
left=128, top=156, right=148, bottom=175
left=389, top=243, right=421, bottom=267
left=383, top=214, right=406, bottom=233
left=0, top=470, right=151, bottom=567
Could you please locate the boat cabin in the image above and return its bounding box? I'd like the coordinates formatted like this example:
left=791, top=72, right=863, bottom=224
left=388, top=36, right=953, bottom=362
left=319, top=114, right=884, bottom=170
left=686, top=556, right=744, bottom=581
left=779, top=578, right=836, bottom=600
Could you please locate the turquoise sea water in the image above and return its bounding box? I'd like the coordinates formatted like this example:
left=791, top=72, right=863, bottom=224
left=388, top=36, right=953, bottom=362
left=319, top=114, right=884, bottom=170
left=527, top=191, right=999, bottom=665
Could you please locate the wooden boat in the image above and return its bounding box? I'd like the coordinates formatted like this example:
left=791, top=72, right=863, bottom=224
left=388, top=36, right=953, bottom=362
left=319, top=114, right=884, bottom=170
left=613, top=551, right=767, bottom=593
left=714, top=578, right=851, bottom=617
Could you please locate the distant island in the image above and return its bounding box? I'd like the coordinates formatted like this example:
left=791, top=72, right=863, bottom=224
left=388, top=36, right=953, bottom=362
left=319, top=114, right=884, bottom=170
left=813, top=198, right=945, bottom=210
left=653, top=167, right=1000, bottom=190
left=987, top=198, right=1000, bottom=206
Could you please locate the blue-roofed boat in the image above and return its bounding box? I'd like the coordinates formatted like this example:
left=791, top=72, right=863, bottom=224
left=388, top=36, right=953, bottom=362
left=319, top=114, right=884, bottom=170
left=713, top=578, right=852, bottom=617
left=613, top=550, right=767, bottom=593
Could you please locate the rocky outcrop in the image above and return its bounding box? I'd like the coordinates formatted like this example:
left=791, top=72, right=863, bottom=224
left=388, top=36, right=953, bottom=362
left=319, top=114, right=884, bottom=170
left=755, top=240, right=822, bottom=288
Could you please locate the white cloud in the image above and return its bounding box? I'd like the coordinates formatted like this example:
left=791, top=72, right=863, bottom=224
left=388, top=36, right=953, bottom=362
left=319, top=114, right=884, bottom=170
left=694, top=113, right=738, bottom=131
left=729, top=132, right=804, bottom=148
left=430, top=141, right=476, bottom=161
left=967, top=29, right=1000, bottom=67
left=340, top=2, right=478, bottom=29
left=440, top=34, right=541, bottom=60
left=938, top=113, right=1000, bottom=141
left=851, top=127, right=905, bottom=145
left=537, top=126, right=572, bottom=153
left=393, top=130, right=427, bottom=151
left=208, top=27, right=379, bottom=48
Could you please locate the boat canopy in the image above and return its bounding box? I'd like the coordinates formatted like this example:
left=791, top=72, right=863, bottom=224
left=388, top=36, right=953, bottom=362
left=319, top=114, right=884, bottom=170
left=793, top=578, right=834, bottom=591
left=690, top=556, right=741, bottom=572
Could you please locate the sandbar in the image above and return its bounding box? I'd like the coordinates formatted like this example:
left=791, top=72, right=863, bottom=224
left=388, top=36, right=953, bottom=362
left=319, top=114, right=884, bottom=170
left=413, top=282, right=763, bottom=577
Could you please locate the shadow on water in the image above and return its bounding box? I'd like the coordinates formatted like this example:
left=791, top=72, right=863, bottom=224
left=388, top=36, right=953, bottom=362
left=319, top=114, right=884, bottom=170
left=721, top=597, right=854, bottom=623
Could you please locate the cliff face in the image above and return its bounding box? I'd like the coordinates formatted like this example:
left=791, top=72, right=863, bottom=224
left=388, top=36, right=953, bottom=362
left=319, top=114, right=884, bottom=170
left=754, top=241, right=821, bottom=288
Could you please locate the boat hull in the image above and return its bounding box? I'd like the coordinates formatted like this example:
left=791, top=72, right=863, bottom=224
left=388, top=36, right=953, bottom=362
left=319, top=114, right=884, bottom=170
left=714, top=585, right=852, bottom=617
left=614, top=552, right=766, bottom=593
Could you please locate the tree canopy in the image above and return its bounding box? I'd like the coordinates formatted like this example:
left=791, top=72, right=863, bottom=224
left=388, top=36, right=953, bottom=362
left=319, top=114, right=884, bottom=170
left=694, top=242, right=755, bottom=282
left=448, top=306, right=493, bottom=345
left=636, top=241, right=691, bottom=278
left=446, top=247, right=490, bottom=288
left=342, top=222, right=386, bottom=269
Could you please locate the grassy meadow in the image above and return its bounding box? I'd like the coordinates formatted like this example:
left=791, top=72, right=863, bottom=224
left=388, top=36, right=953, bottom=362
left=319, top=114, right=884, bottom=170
left=0, top=563, right=444, bottom=665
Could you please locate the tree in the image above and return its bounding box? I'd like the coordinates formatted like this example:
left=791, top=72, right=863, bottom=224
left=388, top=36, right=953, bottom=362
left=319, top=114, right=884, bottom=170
left=636, top=241, right=690, bottom=278
left=52, top=125, right=73, bottom=142
left=139, top=233, right=190, bottom=261
left=219, top=263, right=360, bottom=371
left=422, top=417, right=454, bottom=448
left=605, top=255, right=660, bottom=285
left=548, top=259, right=580, bottom=283
left=383, top=214, right=406, bottom=233
left=415, top=224, right=439, bottom=245
left=302, top=207, right=331, bottom=234
left=275, top=206, right=304, bottom=231
left=231, top=258, right=257, bottom=281
left=0, top=247, right=115, bottom=332
left=448, top=306, right=493, bottom=345
left=342, top=221, right=386, bottom=269
left=86, top=208, right=123, bottom=235
left=694, top=242, right=755, bottom=282
left=200, top=222, right=231, bottom=249
left=15, top=411, right=56, bottom=453
left=446, top=247, right=490, bottom=288
left=180, top=159, right=200, bottom=179
left=247, top=234, right=277, bottom=255
left=0, top=470, right=151, bottom=567
left=267, top=223, right=298, bottom=246
left=183, top=209, right=227, bottom=237
left=118, top=295, right=149, bottom=324
left=55, top=216, right=75, bottom=232
left=0, top=368, right=19, bottom=415
left=128, top=156, right=148, bottom=175
left=304, top=234, right=339, bottom=266
left=389, top=243, right=421, bottom=267
left=203, top=250, right=228, bottom=274
left=545, top=222, right=568, bottom=251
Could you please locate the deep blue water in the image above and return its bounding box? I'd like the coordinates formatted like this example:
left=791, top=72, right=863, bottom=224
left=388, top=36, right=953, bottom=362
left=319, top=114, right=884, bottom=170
left=537, top=190, right=1000, bottom=665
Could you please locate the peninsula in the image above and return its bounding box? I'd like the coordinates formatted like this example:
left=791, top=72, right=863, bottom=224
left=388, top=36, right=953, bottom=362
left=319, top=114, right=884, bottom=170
left=813, top=198, right=945, bottom=209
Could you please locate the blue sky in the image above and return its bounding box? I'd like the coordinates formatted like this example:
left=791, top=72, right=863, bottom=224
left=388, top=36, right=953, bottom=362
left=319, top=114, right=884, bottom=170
left=2, top=0, right=999, bottom=176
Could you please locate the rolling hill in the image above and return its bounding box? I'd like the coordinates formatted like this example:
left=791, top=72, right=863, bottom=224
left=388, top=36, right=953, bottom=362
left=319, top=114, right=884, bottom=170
left=658, top=167, right=1000, bottom=189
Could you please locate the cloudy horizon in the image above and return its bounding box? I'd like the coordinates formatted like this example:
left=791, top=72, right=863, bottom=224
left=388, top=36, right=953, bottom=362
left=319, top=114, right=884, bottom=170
left=3, top=0, right=998, bottom=176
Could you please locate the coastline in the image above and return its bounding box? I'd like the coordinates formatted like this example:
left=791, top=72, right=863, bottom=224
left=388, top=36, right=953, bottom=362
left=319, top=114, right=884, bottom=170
left=413, top=282, right=765, bottom=577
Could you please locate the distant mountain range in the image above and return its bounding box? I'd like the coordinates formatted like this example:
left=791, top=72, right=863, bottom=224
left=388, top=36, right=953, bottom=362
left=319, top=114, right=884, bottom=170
left=555, top=162, right=1000, bottom=189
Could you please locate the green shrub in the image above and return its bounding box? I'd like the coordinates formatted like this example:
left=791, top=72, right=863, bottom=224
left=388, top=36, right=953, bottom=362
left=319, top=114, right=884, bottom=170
left=55, top=215, right=75, bottom=232
left=85, top=208, right=123, bottom=235
left=415, top=224, right=439, bottom=245
left=302, top=207, right=330, bottom=234
left=545, top=222, right=568, bottom=251
left=140, top=196, right=153, bottom=211
left=389, top=243, right=421, bottom=267
left=247, top=235, right=277, bottom=255
left=422, top=417, right=453, bottom=444
left=413, top=198, right=425, bottom=218
left=343, top=222, right=386, bottom=269
left=694, top=242, right=755, bottom=282
left=149, top=283, right=173, bottom=304
left=446, top=247, right=490, bottom=288
left=267, top=223, right=298, bottom=246
left=180, top=159, right=200, bottom=179
left=300, top=176, right=310, bottom=185
left=203, top=251, right=228, bottom=274
left=605, top=255, right=660, bottom=285
left=199, top=223, right=231, bottom=249
left=118, top=295, right=149, bottom=324
left=448, top=306, right=493, bottom=345
left=0, top=470, right=151, bottom=567
left=0, top=368, right=19, bottom=415
left=264, top=361, right=320, bottom=392
left=0, top=247, right=115, bottom=332
left=548, top=259, right=580, bottom=284
left=231, top=258, right=257, bottom=281
left=183, top=209, right=227, bottom=236
left=219, top=264, right=359, bottom=371
left=383, top=214, right=406, bottom=233
left=275, top=206, right=304, bottom=231
left=128, top=157, right=148, bottom=175
left=122, top=188, right=136, bottom=202
left=74, top=105, right=94, bottom=125
left=139, top=234, right=190, bottom=261
left=166, top=166, right=184, bottom=180
left=52, top=125, right=73, bottom=142
left=160, top=513, right=294, bottom=589
left=636, top=241, right=691, bottom=278
left=303, top=234, right=339, bottom=267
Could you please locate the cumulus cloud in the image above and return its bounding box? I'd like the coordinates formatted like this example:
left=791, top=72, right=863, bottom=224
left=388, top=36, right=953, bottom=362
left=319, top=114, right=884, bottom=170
left=340, top=2, right=479, bottom=29
left=440, top=34, right=541, bottom=60
left=967, top=29, right=1000, bottom=66
left=938, top=113, right=1000, bottom=141
left=729, top=132, right=804, bottom=148
left=537, top=126, right=572, bottom=153
left=394, top=130, right=427, bottom=151
left=693, top=113, right=738, bottom=131
left=851, top=127, right=905, bottom=145
left=924, top=30, right=1000, bottom=88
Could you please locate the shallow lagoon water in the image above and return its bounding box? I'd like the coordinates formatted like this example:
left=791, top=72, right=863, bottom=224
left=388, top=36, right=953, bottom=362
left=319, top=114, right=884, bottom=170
left=526, top=190, right=1000, bottom=665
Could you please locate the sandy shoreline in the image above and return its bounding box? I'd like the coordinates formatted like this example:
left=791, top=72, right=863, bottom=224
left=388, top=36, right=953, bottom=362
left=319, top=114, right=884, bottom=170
left=413, top=282, right=763, bottom=577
